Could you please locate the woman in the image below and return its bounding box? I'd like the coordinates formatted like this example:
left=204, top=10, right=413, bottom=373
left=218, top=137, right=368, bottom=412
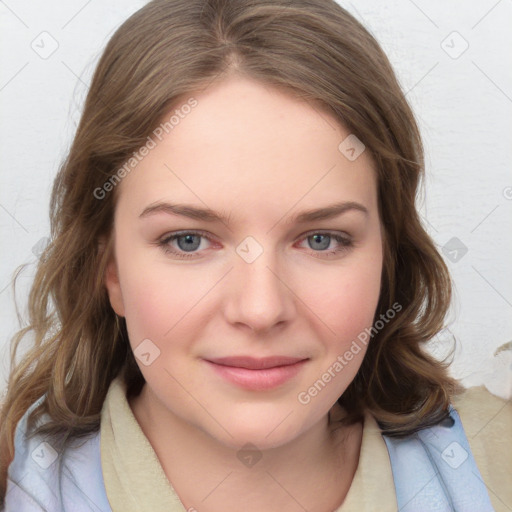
left=1, top=1, right=510, bottom=510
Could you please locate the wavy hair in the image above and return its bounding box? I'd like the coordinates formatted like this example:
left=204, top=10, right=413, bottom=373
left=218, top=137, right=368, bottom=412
left=0, top=0, right=464, bottom=502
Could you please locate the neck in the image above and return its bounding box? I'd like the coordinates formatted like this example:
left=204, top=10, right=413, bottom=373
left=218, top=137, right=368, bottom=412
left=129, top=384, right=362, bottom=512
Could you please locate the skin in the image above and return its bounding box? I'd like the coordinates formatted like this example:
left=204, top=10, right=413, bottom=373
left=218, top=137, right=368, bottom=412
left=104, top=74, right=383, bottom=512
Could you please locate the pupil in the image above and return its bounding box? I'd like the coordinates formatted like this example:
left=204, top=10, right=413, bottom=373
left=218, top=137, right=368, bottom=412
left=311, top=234, right=329, bottom=250
left=178, top=234, right=200, bottom=252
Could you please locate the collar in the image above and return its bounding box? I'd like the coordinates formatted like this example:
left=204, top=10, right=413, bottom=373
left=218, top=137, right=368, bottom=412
left=100, top=376, right=397, bottom=511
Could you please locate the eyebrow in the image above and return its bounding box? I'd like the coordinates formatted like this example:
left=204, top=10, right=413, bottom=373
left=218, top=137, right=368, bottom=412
left=139, top=200, right=368, bottom=225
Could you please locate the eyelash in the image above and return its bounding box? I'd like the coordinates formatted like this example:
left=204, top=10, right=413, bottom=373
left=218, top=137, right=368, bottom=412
left=157, top=230, right=353, bottom=260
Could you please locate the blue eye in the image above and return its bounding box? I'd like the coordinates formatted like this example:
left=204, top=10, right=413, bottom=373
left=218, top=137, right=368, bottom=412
left=158, top=230, right=212, bottom=259
left=298, top=232, right=353, bottom=258
left=157, top=230, right=353, bottom=259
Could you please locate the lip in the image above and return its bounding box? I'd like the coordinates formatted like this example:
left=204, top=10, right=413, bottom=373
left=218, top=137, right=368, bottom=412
left=204, top=356, right=308, bottom=391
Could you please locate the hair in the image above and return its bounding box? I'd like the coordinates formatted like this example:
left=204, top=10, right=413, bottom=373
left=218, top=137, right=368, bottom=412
left=0, top=0, right=464, bottom=502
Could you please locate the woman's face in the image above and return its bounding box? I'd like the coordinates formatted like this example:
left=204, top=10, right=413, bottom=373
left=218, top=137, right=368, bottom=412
left=105, top=75, right=383, bottom=450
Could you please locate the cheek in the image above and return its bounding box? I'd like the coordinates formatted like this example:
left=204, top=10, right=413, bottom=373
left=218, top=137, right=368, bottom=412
left=113, top=232, right=192, bottom=346
left=297, top=252, right=383, bottom=349
left=119, top=262, right=203, bottom=346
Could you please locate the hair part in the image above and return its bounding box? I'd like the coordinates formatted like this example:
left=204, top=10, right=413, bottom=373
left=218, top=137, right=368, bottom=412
left=0, top=0, right=463, bottom=502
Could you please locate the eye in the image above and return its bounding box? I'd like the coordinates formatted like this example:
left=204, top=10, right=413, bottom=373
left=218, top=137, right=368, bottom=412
left=296, top=231, right=353, bottom=258
left=157, top=230, right=353, bottom=260
left=157, top=230, right=214, bottom=259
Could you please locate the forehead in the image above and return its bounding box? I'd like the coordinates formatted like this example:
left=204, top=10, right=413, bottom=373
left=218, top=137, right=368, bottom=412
left=114, top=76, right=378, bottom=223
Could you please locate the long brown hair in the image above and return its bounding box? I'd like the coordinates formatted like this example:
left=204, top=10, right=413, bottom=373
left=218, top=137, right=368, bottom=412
left=0, top=0, right=463, bottom=502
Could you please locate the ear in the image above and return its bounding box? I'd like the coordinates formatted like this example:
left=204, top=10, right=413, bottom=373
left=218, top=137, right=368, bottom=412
left=101, top=236, right=126, bottom=317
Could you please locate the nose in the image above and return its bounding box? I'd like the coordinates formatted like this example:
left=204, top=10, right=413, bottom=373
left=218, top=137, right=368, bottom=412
left=223, top=244, right=296, bottom=334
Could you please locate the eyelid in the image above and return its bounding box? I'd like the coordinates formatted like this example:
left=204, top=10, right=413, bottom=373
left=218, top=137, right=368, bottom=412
left=159, top=228, right=212, bottom=242
left=299, top=228, right=351, bottom=239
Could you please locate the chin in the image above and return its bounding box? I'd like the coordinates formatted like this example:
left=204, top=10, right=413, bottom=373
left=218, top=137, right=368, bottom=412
left=196, top=409, right=310, bottom=452
left=214, top=428, right=300, bottom=452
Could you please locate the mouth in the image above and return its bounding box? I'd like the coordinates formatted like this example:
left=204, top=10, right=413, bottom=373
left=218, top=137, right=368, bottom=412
left=204, top=356, right=309, bottom=391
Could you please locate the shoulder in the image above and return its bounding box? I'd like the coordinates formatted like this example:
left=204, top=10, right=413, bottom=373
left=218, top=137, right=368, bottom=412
left=452, top=385, right=512, bottom=511
left=4, top=397, right=111, bottom=512
left=379, top=387, right=509, bottom=511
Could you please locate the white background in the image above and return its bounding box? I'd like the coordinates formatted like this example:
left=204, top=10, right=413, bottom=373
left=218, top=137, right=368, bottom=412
left=1, top=0, right=511, bottom=398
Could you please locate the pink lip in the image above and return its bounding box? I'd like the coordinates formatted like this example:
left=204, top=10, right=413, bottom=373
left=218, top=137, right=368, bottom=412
left=204, top=356, right=308, bottom=391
